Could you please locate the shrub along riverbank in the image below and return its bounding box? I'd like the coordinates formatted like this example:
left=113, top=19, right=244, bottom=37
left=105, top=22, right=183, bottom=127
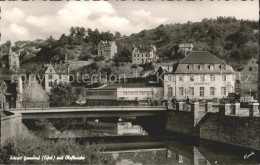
left=0, top=127, right=112, bottom=164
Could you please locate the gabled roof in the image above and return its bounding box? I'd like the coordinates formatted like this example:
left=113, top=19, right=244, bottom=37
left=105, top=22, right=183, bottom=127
left=45, top=63, right=69, bottom=74
left=100, top=40, right=114, bottom=47
left=133, top=45, right=156, bottom=53
left=179, top=51, right=225, bottom=64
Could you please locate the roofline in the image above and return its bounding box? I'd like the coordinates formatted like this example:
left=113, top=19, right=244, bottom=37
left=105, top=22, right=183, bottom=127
left=179, top=51, right=226, bottom=64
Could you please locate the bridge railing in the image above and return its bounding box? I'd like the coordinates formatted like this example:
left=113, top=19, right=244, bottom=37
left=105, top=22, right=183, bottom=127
left=12, top=101, right=166, bottom=111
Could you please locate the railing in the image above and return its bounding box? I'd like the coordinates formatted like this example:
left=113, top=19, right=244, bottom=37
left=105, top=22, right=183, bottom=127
left=11, top=101, right=167, bottom=111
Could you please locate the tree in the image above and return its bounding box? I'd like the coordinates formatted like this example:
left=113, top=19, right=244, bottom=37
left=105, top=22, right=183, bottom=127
left=58, top=33, right=68, bottom=46
left=115, top=31, right=121, bottom=39
left=114, top=47, right=132, bottom=63
left=49, top=83, right=78, bottom=106
left=22, top=82, right=49, bottom=102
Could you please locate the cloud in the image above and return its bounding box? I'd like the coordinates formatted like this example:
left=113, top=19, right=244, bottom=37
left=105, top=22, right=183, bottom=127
left=2, top=2, right=168, bottom=42
left=129, top=10, right=168, bottom=27
left=9, top=23, right=29, bottom=36
left=2, top=7, right=25, bottom=23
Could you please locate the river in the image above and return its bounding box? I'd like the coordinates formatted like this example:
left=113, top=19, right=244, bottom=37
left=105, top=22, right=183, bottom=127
left=22, top=117, right=260, bottom=164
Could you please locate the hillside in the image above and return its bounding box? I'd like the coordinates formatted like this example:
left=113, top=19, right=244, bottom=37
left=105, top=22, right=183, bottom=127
left=0, top=17, right=258, bottom=73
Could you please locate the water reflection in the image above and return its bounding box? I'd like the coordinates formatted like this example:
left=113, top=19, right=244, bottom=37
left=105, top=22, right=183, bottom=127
left=22, top=118, right=260, bottom=165
left=23, top=118, right=147, bottom=138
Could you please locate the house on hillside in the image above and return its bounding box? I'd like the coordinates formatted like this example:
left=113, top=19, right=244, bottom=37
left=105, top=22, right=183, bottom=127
left=162, top=51, right=236, bottom=100
left=179, top=43, right=193, bottom=56
left=237, top=57, right=258, bottom=99
left=97, top=41, right=117, bottom=59
left=44, top=63, right=70, bottom=93
left=132, top=45, right=157, bottom=64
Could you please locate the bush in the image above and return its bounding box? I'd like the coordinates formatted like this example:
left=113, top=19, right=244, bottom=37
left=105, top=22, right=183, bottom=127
left=131, top=64, right=138, bottom=68
left=0, top=133, right=111, bottom=164
left=94, top=56, right=105, bottom=61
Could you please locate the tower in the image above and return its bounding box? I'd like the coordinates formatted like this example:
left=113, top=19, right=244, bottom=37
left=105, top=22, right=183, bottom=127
left=8, top=45, right=20, bottom=72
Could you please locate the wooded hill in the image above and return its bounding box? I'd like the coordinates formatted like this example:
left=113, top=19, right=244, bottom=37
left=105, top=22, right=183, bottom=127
left=1, top=16, right=258, bottom=72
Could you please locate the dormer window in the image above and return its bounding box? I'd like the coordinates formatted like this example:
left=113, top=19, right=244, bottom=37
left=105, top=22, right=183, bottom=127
left=209, top=64, right=214, bottom=70
left=221, top=65, right=226, bottom=70
left=199, top=64, right=204, bottom=70
left=188, top=64, right=194, bottom=70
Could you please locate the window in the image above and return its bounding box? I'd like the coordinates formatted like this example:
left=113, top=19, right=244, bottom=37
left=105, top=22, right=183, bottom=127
left=59, top=75, right=62, bottom=80
left=134, top=54, right=136, bottom=57
left=139, top=91, right=144, bottom=95
left=179, top=75, right=183, bottom=81
left=123, top=91, right=127, bottom=95
left=48, top=74, right=52, bottom=79
left=249, top=67, right=253, bottom=71
left=190, top=87, right=194, bottom=95
left=199, top=64, right=204, bottom=70
left=168, top=75, right=173, bottom=82
left=188, top=64, right=194, bottom=70
left=146, top=54, right=148, bottom=57
left=133, top=91, right=138, bottom=95
left=138, top=54, right=139, bottom=57
left=168, top=86, right=173, bottom=97
left=222, top=75, right=226, bottom=82
left=179, top=87, right=184, bottom=96
left=200, top=87, right=204, bottom=97
left=190, top=75, right=194, bottom=82
left=221, top=65, right=226, bottom=70
left=221, top=87, right=226, bottom=95
left=209, top=64, right=214, bottom=70
left=210, top=87, right=215, bottom=95
left=200, top=75, right=205, bottom=82
left=210, top=75, right=215, bottom=82
left=48, top=82, right=53, bottom=87
left=49, top=69, right=53, bottom=72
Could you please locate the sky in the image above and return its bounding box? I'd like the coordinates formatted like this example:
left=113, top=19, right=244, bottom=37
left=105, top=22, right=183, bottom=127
left=0, top=0, right=258, bottom=43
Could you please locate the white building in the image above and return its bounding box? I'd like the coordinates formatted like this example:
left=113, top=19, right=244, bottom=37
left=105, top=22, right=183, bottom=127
left=44, top=63, right=70, bottom=93
left=238, top=57, right=258, bottom=98
left=132, top=45, right=157, bottom=64
left=85, top=83, right=164, bottom=106
left=163, top=51, right=236, bottom=101
left=179, top=43, right=193, bottom=56
left=97, top=41, right=117, bottom=59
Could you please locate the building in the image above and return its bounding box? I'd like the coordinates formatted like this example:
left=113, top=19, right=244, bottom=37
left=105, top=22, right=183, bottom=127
left=237, top=57, right=258, bottom=99
left=44, top=63, right=70, bottom=93
left=85, top=83, right=164, bottom=106
left=163, top=51, right=236, bottom=101
left=132, top=45, right=157, bottom=64
left=97, top=41, right=117, bottom=59
left=1, top=45, right=20, bottom=72
left=179, top=43, right=193, bottom=56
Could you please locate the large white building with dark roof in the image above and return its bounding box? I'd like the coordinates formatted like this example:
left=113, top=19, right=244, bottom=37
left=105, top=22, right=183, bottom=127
left=163, top=51, right=236, bottom=100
